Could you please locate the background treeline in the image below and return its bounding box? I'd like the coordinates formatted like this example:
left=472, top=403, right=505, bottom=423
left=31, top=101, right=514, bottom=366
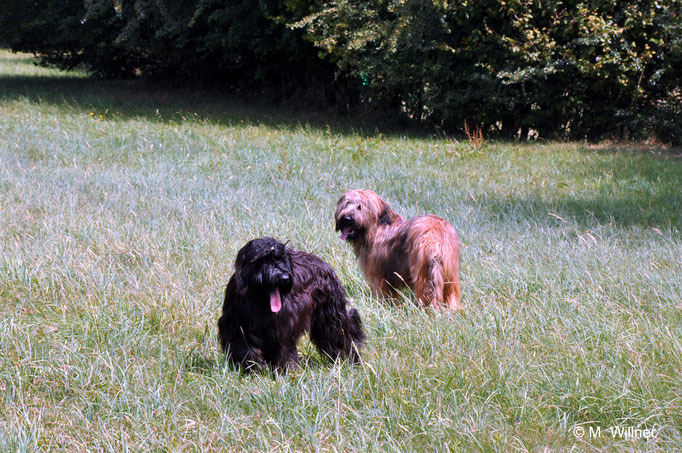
left=1, top=0, right=680, bottom=143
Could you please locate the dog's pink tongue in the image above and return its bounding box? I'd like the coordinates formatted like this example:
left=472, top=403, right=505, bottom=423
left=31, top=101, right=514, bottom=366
left=340, top=227, right=351, bottom=240
left=270, top=287, right=282, bottom=313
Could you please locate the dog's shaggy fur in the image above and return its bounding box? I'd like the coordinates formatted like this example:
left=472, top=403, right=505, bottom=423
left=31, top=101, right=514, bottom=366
left=217, top=237, right=365, bottom=372
left=335, top=189, right=461, bottom=311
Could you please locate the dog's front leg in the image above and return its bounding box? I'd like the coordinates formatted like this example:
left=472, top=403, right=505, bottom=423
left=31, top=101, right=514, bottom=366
left=226, top=339, right=266, bottom=372
left=272, top=345, right=300, bottom=373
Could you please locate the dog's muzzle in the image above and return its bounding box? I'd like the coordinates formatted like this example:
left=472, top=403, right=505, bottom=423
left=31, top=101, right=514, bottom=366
left=276, top=273, right=292, bottom=292
left=336, top=215, right=359, bottom=241
left=269, top=273, right=292, bottom=314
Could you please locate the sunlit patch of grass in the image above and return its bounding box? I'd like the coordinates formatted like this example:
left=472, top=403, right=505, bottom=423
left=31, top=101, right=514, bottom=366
left=1, top=50, right=681, bottom=450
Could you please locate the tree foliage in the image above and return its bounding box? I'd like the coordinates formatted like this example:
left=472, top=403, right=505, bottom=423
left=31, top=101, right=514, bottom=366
left=293, top=0, right=682, bottom=142
left=0, top=0, right=337, bottom=91
left=1, top=0, right=680, bottom=142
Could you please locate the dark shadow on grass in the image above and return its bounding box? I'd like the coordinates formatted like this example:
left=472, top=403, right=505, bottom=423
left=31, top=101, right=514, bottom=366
left=474, top=144, right=682, bottom=228
left=585, top=144, right=682, bottom=159
left=0, top=73, right=430, bottom=138
left=480, top=190, right=681, bottom=229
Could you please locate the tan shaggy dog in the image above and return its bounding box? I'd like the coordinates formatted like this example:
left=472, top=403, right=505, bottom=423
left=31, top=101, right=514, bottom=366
left=335, top=189, right=461, bottom=311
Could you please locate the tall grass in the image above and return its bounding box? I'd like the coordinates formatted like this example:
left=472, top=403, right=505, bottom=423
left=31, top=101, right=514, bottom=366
left=1, top=49, right=680, bottom=451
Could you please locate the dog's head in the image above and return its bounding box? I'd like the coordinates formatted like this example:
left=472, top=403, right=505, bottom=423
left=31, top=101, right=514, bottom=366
left=234, top=237, right=294, bottom=313
left=334, top=189, right=402, bottom=243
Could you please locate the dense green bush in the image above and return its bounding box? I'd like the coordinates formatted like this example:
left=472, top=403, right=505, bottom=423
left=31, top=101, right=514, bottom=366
left=1, top=0, right=680, bottom=142
left=293, top=0, right=681, bottom=142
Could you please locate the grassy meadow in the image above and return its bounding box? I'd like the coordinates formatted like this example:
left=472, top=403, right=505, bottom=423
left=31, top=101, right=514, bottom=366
left=1, top=49, right=681, bottom=451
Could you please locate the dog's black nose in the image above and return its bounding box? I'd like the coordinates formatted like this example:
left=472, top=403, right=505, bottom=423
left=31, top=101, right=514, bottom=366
left=279, top=274, right=290, bottom=284
left=342, top=215, right=352, bottom=223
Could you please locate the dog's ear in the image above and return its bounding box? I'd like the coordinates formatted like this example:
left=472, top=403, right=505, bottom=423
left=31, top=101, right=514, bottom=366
left=334, top=197, right=346, bottom=231
left=233, top=249, right=256, bottom=291
left=378, top=202, right=399, bottom=226
left=218, top=281, right=239, bottom=351
left=232, top=263, right=248, bottom=293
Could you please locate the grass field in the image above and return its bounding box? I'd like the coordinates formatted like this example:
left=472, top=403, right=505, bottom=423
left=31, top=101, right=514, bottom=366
left=1, top=49, right=681, bottom=451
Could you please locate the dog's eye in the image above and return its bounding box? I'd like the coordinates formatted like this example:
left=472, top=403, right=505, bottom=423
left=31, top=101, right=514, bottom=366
left=357, top=205, right=362, bottom=211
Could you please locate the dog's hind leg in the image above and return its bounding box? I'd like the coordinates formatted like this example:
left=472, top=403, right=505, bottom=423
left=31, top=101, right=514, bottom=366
left=442, top=250, right=462, bottom=311
left=309, top=287, right=365, bottom=363
left=444, top=287, right=462, bottom=311
left=310, top=304, right=348, bottom=361
left=345, top=308, right=366, bottom=362
left=413, top=258, right=444, bottom=309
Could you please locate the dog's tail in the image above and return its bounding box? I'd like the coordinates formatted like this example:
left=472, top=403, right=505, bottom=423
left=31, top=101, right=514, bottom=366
left=348, top=308, right=366, bottom=345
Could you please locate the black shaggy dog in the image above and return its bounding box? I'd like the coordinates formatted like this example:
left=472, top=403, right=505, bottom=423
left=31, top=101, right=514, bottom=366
left=217, top=237, right=365, bottom=372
